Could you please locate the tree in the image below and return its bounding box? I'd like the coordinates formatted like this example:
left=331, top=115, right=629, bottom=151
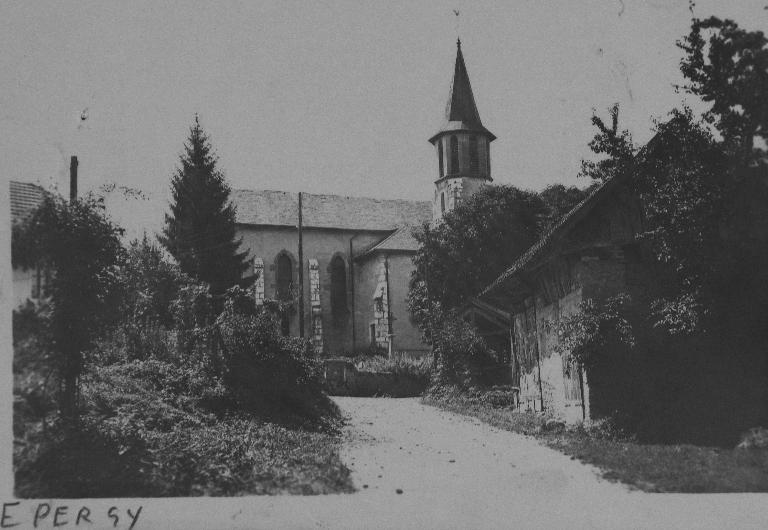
left=538, top=183, right=596, bottom=232
left=677, top=17, right=768, bottom=164
left=12, top=192, right=126, bottom=421
left=578, top=103, right=636, bottom=183
left=408, top=185, right=546, bottom=340
left=160, top=116, right=249, bottom=294
left=121, top=235, right=191, bottom=327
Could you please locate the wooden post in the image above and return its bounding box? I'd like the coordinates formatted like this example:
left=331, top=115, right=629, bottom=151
left=297, top=192, right=304, bottom=338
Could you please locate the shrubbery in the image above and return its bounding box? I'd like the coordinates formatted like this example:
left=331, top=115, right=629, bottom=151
left=430, top=312, right=498, bottom=389
left=13, top=225, right=347, bottom=496
left=214, top=287, right=337, bottom=427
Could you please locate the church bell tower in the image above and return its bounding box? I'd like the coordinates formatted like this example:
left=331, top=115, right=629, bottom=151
left=430, top=39, right=496, bottom=221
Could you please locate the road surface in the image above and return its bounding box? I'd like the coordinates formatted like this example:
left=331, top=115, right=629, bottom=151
left=121, top=397, right=768, bottom=529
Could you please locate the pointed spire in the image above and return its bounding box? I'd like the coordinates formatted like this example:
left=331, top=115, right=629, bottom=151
left=430, top=40, right=495, bottom=144
left=445, top=38, right=483, bottom=127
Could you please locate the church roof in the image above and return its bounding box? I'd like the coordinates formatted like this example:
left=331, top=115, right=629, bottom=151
left=10, top=180, right=46, bottom=223
left=231, top=189, right=431, bottom=232
left=430, top=40, right=496, bottom=143
left=354, top=225, right=421, bottom=260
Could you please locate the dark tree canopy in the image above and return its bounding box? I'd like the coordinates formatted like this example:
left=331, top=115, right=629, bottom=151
left=408, top=185, right=546, bottom=339
left=677, top=17, right=768, bottom=163
left=538, top=183, right=596, bottom=232
left=160, top=116, right=249, bottom=294
left=12, top=192, right=126, bottom=420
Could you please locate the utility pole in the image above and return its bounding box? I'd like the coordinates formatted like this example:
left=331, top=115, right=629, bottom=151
left=384, top=256, right=393, bottom=357
left=69, top=156, right=78, bottom=201
left=297, top=192, right=305, bottom=338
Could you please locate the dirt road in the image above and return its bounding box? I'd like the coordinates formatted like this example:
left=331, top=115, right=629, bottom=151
left=130, top=397, right=768, bottom=529
left=330, top=396, right=768, bottom=529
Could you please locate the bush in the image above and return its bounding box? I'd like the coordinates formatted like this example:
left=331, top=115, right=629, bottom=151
left=15, top=356, right=350, bottom=497
left=214, top=287, right=338, bottom=427
left=431, top=312, right=496, bottom=389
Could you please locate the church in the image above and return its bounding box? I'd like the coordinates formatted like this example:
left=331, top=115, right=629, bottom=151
left=232, top=39, right=495, bottom=355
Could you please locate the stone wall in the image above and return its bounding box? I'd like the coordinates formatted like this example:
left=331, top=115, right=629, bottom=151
left=353, top=253, right=429, bottom=355
left=322, top=358, right=427, bottom=397
left=237, top=225, right=428, bottom=355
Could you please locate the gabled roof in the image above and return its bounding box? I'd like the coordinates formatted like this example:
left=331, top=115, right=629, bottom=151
left=231, top=189, right=431, bottom=232
left=10, top=181, right=46, bottom=223
left=479, top=175, right=623, bottom=300
left=354, top=225, right=421, bottom=261
left=430, top=40, right=496, bottom=143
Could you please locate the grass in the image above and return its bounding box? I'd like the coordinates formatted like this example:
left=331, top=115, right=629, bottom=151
left=423, top=386, right=768, bottom=493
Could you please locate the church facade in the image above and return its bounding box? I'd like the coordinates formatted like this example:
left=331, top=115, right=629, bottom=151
left=232, top=40, right=495, bottom=355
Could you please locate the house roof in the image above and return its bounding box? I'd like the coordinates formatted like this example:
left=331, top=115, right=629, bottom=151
left=10, top=181, right=46, bottom=223
left=354, top=225, right=422, bottom=260
left=479, top=175, right=623, bottom=300
left=231, top=189, right=431, bottom=232
left=429, top=40, right=496, bottom=143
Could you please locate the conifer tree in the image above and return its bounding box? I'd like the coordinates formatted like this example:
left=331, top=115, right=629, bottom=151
left=160, top=116, right=249, bottom=294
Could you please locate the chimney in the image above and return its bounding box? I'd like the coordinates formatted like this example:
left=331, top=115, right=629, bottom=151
left=69, top=156, right=78, bottom=201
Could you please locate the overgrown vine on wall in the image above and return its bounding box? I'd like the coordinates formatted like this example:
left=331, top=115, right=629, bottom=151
left=554, top=293, right=635, bottom=369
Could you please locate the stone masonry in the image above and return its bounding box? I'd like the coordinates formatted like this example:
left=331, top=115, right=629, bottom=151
left=309, top=258, right=324, bottom=353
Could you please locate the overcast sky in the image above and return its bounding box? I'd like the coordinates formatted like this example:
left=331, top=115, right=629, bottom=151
left=2, top=1, right=766, bottom=238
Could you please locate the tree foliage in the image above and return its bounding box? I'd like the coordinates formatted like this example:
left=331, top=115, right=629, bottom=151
left=407, top=185, right=546, bottom=339
left=160, top=116, right=249, bottom=294
left=677, top=16, right=768, bottom=163
left=579, top=103, right=636, bottom=183
left=12, top=193, right=126, bottom=420
left=554, top=294, right=635, bottom=368
left=538, top=183, right=596, bottom=232
left=121, top=235, right=191, bottom=327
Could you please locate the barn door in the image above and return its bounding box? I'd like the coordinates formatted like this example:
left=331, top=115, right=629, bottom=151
left=562, top=355, right=585, bottom=419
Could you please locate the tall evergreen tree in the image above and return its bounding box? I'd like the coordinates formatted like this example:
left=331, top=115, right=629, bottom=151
left=160, top=116, right=249, bottom=294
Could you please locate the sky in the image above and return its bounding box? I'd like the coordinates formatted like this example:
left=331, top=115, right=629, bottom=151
left=1, top=1, right=766, bottom=239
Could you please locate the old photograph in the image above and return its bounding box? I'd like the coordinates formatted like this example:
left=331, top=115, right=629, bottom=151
left=2, top=1, right=768, bottom=528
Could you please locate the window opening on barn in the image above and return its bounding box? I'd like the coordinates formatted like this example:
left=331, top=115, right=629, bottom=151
left=440, top=192, right=445, bottom=213
left=469, top=135, right=479, bottom=173
left=450, top=135, right=459, bottom=174
left=330, top=255, right=347, bottom=316
left=438, top=140, right=444, bottom=178
left=370, top=323, right=376, bottom=346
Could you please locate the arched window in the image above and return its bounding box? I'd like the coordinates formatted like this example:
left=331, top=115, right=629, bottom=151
left=275, top=254, right=293, bottom=337
left=450, top=135, right=459, bottom=174
left=437, top=140, right=444, bottom=178
left=469, top=136, right=479, bottom=173
left=276, top=253, right=293, bottom=336
left=330, top=255, right=347, bottom=316
left=276, top=253, right=293, bottom=301
left=440, top=192, right=445, bottom=213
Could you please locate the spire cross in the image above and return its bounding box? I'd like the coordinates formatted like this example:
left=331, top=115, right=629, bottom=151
left=453, top=9, right=461, bottom=43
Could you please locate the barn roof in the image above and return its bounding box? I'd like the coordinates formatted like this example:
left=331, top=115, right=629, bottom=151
left=231, top=189, right=431, bottom=232
left=479, top=175, right=622, bottom=300
left=10, top=181, right=46, bottom=223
